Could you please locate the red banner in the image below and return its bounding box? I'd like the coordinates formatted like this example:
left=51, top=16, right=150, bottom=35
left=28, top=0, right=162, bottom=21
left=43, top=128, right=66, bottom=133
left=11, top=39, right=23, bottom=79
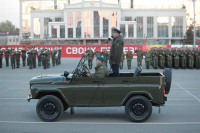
left=0, top=45, right=171, bottom=57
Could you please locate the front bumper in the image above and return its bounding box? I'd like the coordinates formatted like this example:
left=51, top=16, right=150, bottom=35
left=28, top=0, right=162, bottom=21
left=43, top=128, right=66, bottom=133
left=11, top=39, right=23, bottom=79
left=27, top=94, right=32, bottom=102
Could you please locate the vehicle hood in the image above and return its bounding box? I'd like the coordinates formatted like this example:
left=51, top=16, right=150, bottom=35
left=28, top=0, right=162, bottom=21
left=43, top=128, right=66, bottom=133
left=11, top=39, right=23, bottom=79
left=30, top=74, right=65, bottom=85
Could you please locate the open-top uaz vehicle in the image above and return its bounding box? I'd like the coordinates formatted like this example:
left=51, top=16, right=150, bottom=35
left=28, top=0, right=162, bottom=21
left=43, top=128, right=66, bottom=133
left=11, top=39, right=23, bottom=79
left=28, top=54, right=171, bottom=122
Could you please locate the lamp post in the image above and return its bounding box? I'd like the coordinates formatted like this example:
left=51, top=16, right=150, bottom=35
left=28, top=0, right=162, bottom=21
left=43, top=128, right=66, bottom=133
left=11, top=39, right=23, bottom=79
left=193, top=0, right=196, bottom=47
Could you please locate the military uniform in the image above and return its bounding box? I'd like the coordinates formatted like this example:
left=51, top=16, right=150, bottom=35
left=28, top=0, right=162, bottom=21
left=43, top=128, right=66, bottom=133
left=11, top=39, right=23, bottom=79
left=86, top=49, right=94, bottom=69
left=46, top=49, right=51, bottom=68
left=57, top=49, right=61, bottom=65
left=158, top=49, right=165, bottom=69
left=94, top=50, right=101, bottom=57
left=187, top=49, right=194, bottom=69
left=101, top=51, right=110, bottom=67
left=21, top=49, right=26, bottom=67
left=0, top=48, right=3, bottom=68
left=180, top=49, right=187, bottom=69
left=173, top=49, right=180, bottom=69
left=27, top=50, right=33, bottom=69
left=42, top=50, right=48, bottom=69
left=120, top=52, right=125, bottom=69
left=166, top=50, right=173, bottom=68
left=37, top=48, right=42, bottom=67
left=4, top=48, right=10, bottom=67
left=144, top=51, right=151, bottom=69
left=51, top=49, right=57, bottom=67
left=126, top=51, right=133, bottom=69
left=11, top=50, right=16, bottom=69
left=194, top=49, right=200, bottom=69
left=32, top=48, right=37, bottom=68
left=91, top=62, right=108, bottom=78
left=135, top=49, right=144, bottom=67
left=16, top=50, right=21, bottom=68
left=151, top=49, right=158, bottom=69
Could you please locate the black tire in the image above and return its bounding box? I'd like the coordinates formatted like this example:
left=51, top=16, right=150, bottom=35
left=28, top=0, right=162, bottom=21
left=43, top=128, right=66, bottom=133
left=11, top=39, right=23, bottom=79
left=125, top=96, right=152, bottom=122
left=163, top=68, right=172, bottom=94
left=36, top=95, right=64, bottom=122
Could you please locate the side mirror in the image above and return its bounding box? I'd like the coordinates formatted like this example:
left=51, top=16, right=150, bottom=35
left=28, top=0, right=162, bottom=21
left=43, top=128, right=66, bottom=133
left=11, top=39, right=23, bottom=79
left=64, top=71, right=69, bottom=78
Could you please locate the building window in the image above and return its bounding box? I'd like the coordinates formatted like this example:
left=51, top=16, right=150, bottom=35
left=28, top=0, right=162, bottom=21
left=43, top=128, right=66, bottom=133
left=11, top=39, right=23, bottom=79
left=128, top=24, right=134, bottom=38
left=51, top=25, right=57, bottom=38
left=120, top=24, right=125, bottom=37
left=13, top=39, right=15, bottom=42
left=157, top=17, right=169, bottom=37
left=68, top=11, right=73, bottom=38
left=147, top=17, right=154, bottom=38
left=10, top=39, right=11, bottom=42
left=84, top=11, right=91, bottom=38
left=172, top=16, right=183, bottom=37
left=55, top=17, right=63, bottom=22
left=103, top=11, right=109, bottom=38
left=157, top=39, right=169, bottom=45
left=60, top=25, right=65, bottom=38
left=125, top=17, right=132, bottom=21
left=33, top=18, right=40, bottom=39
left=94, top=11, right=100, bottom=38
left=136, top=39, right=143, bottom=45
left=136, top=17, right=143, bottom=37
left=76, top=11, right=81, bottom=38
left=171, top=39, right=182, bottom=45
left=44, top=18, right=52, bottom=35
left=128, top=39, right=134, bottom=44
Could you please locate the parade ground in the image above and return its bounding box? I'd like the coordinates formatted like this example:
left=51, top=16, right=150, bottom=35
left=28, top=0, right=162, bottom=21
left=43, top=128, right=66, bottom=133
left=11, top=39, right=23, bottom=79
left=0, top=58, right=200, bottom=133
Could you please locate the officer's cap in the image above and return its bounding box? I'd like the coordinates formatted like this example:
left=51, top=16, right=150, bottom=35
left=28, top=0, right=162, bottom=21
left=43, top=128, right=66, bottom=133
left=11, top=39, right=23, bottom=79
left=113, top=28, right=121, bottom=33
left=97, top=56, right=104, bottom=61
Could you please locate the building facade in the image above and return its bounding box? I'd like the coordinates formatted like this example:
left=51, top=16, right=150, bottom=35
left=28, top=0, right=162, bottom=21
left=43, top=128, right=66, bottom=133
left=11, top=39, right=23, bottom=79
left=20, top=0, right=188, bottom=45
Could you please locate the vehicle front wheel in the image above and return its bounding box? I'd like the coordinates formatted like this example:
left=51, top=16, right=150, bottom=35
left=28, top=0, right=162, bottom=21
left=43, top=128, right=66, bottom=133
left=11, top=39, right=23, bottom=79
left=125, top=96, right=152, bottom=122
left=36, top=95, right=64, bottom=122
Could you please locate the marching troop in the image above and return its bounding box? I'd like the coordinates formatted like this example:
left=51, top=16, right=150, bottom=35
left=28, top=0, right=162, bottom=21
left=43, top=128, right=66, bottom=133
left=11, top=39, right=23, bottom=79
left=0, top=47, right=62, bottom=69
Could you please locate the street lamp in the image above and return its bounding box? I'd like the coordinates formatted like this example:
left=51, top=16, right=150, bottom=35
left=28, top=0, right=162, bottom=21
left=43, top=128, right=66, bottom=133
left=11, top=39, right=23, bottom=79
left=193, top=0, right=196, bottom=47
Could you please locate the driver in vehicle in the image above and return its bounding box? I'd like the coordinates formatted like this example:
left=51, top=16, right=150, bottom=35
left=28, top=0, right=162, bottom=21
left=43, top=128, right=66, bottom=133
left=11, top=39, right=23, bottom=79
left=86, top=56, right=108, bottom=78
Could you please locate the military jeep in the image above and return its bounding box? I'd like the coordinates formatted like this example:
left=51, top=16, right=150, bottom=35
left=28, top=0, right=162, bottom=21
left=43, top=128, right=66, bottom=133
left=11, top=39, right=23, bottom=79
left=27, top=54, right=171, bottom=122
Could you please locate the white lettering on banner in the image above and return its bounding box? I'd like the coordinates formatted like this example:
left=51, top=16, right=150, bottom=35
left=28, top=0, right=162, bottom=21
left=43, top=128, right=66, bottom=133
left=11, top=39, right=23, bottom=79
left=78, top=47, right=84, bottom=54
left=72, top=47, right=78, bottom=54
left=66, top=47, right=72, bottom=54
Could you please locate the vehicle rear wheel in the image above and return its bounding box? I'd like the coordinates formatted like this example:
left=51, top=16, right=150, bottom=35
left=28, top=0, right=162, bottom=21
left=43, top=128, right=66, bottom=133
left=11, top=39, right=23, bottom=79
left=125, top=96, right=152, bottom=122
left=163, top=68, right=172, bottom=94
left=36, top=95, right=64, bottom=122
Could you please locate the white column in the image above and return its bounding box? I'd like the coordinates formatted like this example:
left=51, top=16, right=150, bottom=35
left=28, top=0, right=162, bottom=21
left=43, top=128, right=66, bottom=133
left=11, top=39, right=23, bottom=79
left=100, top=11, right=103, bottom=38
left=90, top=11, right=94, bottom=38
left=31, top=17, right=34, bottom=39
left=125, top=24, right=128, bottom=38
left=57, top=26, right=59, bottom=38
left=19, top=0, right=22, bottom=39
left=168, top=16, right=172, bottom=38
left=108, top=11, right=111, bottom=38
left=117, top=10, right=120, bottom=29
left=143, top=16, right=147, bottom=37
left=73, top=12, right=76, bottom=38
left=134, top=24, right=137, bottom=38
left=40, top=17, right=44, bottom=39
left=49, top=24, right=52, bottom=38
left=81, top=11, right=85, bottom=38
left=154, top=16, right=157, bottom=38
left=64, top=11, right=68, bottom=38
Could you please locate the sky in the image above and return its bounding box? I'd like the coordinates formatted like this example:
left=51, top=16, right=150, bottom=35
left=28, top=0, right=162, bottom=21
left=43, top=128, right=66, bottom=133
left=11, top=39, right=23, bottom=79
left=0, top=0, right=20, bottom=28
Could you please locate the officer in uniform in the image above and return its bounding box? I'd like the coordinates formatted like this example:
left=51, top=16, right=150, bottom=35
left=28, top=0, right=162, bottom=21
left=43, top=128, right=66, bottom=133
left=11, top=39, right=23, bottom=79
left=134, top=47, right=144, bottom=67
left=120, top=52, right=125, bottom=69
left=46, top=47, right=51, bottom=68
left=42, top=48, right=48, bottom=69
left=32, top=47, right=37, bottom=68
left=51, top=48, right=57, bottom=67
left=11, top=49, right=16, bottom=69
left=151, top=48, right=158, bottom=69
left=126, top=48, right=133, bottom=69
left=187, top=48, right=194, bottom=69
left=57, top=47, right=62, bottom=65
left=94, top=48, right=101, bottom=57
left=37, top=48, right=42, bottom=67
left=173, top=48, right=180, bottom=69
left=144, top=49, right=151, bottom=69
left=86, top=56, right=108, bottom=78
left=166, top=48, right=173, bottom=68
left=194, top=48, right=200, bottom=69
left=158, top=47, right=165, bottom=69
left=4, top=47, right=10, bottom=67
left=101, top=48, right=110, bottom=67
left=86, top=47, right=94, bottom=69
left=16, top=48, right=21, bottom=68
left=0, top=47, right=3, bottom=68
left=180, top=48, right=187, bottom=69
left=21, top=46, right=27, bottom=67
left=27, top=48, right=33, bottom=69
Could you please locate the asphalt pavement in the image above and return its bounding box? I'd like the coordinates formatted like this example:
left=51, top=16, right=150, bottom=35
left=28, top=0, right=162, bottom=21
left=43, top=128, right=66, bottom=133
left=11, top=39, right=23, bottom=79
left=0, top=58, right=200, bottom=133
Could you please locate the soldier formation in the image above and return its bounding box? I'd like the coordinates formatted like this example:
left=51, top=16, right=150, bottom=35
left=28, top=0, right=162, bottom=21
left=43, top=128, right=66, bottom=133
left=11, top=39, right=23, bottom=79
left=119, top=47, right=200, bottom=69
left=0, top=47, right=62, bottom=69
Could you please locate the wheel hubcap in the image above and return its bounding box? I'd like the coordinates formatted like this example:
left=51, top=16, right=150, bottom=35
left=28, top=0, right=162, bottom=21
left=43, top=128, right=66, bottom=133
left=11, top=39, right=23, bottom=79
left=43, top=103, right=56, bottom=115
left=132, top=103, right=145, bottom=116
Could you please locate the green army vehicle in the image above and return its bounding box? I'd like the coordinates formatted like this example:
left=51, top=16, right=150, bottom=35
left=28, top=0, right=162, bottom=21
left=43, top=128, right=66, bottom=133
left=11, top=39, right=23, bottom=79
left=27, top=54, right=171, bottom=122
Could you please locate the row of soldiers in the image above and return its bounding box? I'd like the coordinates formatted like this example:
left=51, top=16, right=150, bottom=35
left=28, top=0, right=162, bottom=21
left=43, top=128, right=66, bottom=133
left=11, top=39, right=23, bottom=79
left=121, top=47, right=200, bottom=69
left=0, top=47, right=61, bottom=69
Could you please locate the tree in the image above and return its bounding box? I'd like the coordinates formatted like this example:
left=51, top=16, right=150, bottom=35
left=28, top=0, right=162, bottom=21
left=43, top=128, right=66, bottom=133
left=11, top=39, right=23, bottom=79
left=183, top=25, right=193, bottom=45
left=0, top=20, right=16, bottom=32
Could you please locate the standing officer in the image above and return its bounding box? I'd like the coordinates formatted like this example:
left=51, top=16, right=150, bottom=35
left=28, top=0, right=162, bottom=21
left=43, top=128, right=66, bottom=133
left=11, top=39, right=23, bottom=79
left=135, top=47, right=144, bottom=67
left=180, top=47, right=187, bottom=69
left=110, top=28, right=124, bottom=77
left=16, top=48, right=21, bottom=68
left=4, top=47, right=10, bottom=67
left=37, top=48, right=42, bottom=67
left=166, top=48, right=173, bottom=68
left=27, top=48, right=33, bottom=69
left=151, top=48, right=158, bottom=69
left=173, top=48, right=180, bottom=69
left=0, top=47, right=3, bottom=68
left=86, top=47, right=94, bottom=69
left=101, top=48, right=110, bottom=67
left=120, top=52, right=125, bottom=69
left=194, top=48, right=200, bottom=69
left=51, top=48, right=57, bottom=67
left=32, top=47, right=37, bottom=68
left=187, top=48, right=194, bottom=69
left=94, top=48, right=101, bottom=57
left=144, top=49, right=151, bottom=69
left=57, top=47, right=62, bottom=65
left=158, top=47, right=165, bottom=69
left=42, top=48, right=48, bottom=69
left=21, top=46, right=27, bottom=67
left=46, top=47, right=51, bottom=68
left=126, top=48, right=133, bottom=69
left=11, top=49, right=16, bottom=69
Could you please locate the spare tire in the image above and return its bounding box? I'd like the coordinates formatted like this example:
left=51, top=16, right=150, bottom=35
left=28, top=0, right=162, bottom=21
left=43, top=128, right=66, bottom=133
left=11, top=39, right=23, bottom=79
left=163, top=68, right=172, bottom=94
